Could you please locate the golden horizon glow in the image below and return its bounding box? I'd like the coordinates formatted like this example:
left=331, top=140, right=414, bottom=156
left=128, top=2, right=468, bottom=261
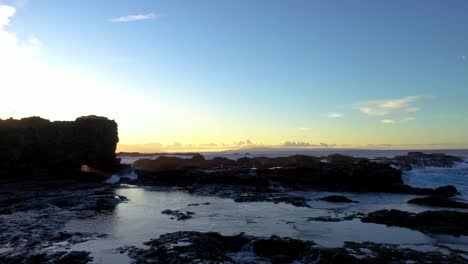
left=2, top=3, right=468, bottom=153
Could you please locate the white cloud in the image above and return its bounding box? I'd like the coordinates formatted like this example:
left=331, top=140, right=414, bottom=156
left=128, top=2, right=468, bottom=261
left=298, top=127, right=312, bottom=131
left=381, top=117, right=416, bottom=125
left=0, top=5, right=15, bottom=27
left=109, top=13, right=160, bottom=23
left=359, top=96, right=422, bottom=116
left=0, top=4, right=153, bottom=125
left=327, top=112, right=343, bottom=118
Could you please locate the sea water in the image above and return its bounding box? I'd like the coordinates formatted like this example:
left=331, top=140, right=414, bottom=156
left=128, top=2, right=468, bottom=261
left=66, top=150, right=468, bottom=263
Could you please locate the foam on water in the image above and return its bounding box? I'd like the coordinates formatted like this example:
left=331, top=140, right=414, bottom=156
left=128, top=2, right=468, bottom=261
left=104, top=171, right=138, bottom=184
left=403, top=162, right=468, bottom=198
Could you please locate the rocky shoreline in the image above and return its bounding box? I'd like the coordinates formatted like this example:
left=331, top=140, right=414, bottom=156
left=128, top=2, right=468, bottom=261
left=120, top=231, right=468, bottom=264
left=124, top=153, right=466, bottom=209
left=2, top=179, right=467, bottom=263
left=0, top=181, right=124, bottom=263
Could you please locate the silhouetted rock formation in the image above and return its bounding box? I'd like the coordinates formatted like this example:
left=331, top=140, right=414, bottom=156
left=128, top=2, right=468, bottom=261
left=0, top=116, right=119, bottom=181
left=362, top=209, right=468, bottom=236
left=374, top=152, right=465, bottom=171
left=132, top=154, right=458, bottom=195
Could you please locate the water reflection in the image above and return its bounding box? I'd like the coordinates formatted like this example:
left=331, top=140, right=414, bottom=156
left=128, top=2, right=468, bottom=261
left=64, top=187, right=468, bottom=263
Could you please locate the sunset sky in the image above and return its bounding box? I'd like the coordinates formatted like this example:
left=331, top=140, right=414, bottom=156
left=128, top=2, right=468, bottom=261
left=1, top=0, right=468, bottom=152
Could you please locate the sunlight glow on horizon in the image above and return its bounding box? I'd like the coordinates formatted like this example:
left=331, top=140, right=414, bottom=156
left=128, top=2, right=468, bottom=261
left=1, top=2, right=468, bottom=152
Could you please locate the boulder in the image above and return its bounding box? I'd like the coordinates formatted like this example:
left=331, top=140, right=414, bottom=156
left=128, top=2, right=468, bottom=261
left=407, top=195, right=468, bottom=209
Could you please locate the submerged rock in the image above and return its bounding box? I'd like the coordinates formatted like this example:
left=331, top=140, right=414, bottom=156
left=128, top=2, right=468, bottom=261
left=319, top=195, right=358, bottom=203
left=234, top=194, right=310, bottom=207
left=307, top=213, right=365, bottom=222
left=362, top=209, right=468, bottom=236
left=161, top=209, right=195, bottom=220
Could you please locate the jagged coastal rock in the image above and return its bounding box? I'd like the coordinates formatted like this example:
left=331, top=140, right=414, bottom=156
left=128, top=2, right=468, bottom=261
left=374, top=152, right=465, bottom=171
left=123, top=231, right=468, bottom=263
left=0, top=181, right=126, bottom=263
left=132, top=154, right=458, bottom=196
left=0, top=116, right=120, bottom=181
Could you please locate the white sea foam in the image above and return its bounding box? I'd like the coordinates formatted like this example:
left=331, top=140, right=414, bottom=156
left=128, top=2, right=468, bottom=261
left=104, top=171, right=138, bottom=184
left=403, top=162, right=468, bottom=198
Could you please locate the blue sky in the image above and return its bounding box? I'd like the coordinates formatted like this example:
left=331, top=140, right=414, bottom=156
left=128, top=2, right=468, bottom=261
left=1, top=0, right=468, bottom=151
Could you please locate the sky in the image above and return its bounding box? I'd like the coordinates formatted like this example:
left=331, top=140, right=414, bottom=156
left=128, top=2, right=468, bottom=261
left=1, top=0, right=468, bottom=152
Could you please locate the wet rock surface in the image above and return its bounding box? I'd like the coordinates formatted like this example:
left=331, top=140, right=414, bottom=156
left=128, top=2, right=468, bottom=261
left=0, top=181, right=126, bottom=263
left=374, top=152, right=465, bottom=171
left=307, top=213, right=365, bottom=222
left=186, top=184, right=311, bottom=207
left=319, top=195, right=358, bottom=203
left=126, top=154, right=465, bottom=210
left=161, top=209, right=195, bottom=220
left=132, top=154, right=461, bottom=198
left=362, top=209, right=468, bottom=236
left=124, top=231, right=468, bottom=264
left=0, top=251, right=92, bottom=264
left=408, top=195, right=468, bottom=209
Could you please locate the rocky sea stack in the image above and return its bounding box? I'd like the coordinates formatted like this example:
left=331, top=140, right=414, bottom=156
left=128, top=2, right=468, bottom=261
left=0, top=116, right=120, bottom=182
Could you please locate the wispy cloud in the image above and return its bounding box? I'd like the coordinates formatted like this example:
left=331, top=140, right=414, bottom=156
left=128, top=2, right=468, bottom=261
left=461, top=55, right=467, bottom=61
left=298, top=127, right=312, bottom=131
left=327, top=112, right=343, bottom=118
left=359, top=96, right=422, bottom=116
left=109, top=13, right=160, bottom=23
left=381, top=117, right=416, bottom=125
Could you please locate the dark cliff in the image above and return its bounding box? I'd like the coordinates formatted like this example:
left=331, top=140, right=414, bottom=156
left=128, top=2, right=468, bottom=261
left=0, top=116, right=119, bottom=181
